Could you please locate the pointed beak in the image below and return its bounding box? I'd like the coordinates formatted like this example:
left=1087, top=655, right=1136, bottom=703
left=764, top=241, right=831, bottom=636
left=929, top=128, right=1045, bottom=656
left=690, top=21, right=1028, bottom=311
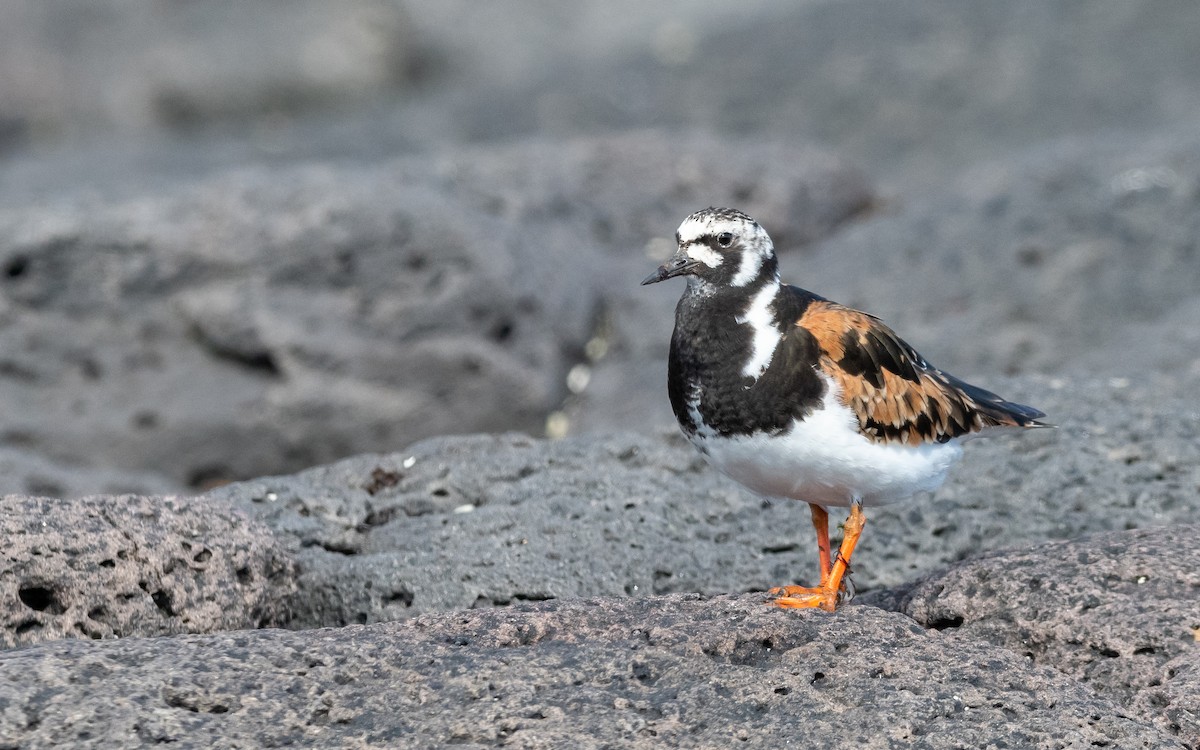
left=641, top=255, right=699, bottom=285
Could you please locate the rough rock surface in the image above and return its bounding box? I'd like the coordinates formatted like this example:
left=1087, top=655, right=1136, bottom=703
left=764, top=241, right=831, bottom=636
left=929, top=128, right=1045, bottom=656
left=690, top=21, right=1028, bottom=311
left=0, top=132, right=870, bottom=497
left=0, top=494, right=294, bottom=648
left=209, top=430, right=750, bottom=627
left=1132, top=653, right=1200, bottom=749
left=0, top=596, right=1181, bottom=749
left=874, top=525, right=1200, bottom=750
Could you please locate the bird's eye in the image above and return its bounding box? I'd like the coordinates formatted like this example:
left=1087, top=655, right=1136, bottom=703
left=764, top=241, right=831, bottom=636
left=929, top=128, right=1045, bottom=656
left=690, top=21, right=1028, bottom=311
left=716, top=232, right=734, bottom=247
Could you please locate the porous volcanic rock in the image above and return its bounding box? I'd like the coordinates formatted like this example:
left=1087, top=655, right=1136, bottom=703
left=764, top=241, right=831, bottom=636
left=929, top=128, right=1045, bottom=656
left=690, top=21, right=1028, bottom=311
left=807, top=134, right=1200, bottom=379
left=0, top=596, right=1180, bottom=749
left=876, top=524, right=1200, bottom=749
left=1132, top=652, right=1200, bottom=750
left=0, top=494, right=294, bottom=648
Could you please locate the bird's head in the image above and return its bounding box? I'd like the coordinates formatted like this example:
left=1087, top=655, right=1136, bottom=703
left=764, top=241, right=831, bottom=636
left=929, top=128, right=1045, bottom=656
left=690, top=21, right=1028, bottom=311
left=641, top=207, right=779, bottom=291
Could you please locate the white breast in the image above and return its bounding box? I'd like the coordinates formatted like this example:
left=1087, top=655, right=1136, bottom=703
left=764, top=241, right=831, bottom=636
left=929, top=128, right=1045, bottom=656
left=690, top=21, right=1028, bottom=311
left=690, top=375, right=963, bottom=508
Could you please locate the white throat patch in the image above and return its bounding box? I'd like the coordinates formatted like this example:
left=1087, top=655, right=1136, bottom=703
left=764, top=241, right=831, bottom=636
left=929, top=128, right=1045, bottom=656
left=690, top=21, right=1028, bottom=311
left=735, top=281, right=781, bottom=380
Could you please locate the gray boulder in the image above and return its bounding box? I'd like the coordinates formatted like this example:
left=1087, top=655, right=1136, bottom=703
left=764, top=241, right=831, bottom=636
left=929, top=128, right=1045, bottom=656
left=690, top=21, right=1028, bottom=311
left=0, top=0, right=418, bottom=143
left=425, top=0, right=1200, bottom=190
left=877, top=525, right=1200, bottom=749
left=0, top=494, right=294, bottom=648
left=0, top=596, right=1179, bottom=749
left=1132, top=652, right=1200, bottom=749
left=0, top=446, right=178, bottom=500
left=208, top=430, right=760, bottom=628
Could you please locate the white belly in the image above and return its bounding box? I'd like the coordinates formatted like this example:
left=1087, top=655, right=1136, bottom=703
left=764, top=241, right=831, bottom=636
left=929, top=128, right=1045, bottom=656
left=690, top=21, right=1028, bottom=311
left=690, top=385, right=963, bottom=508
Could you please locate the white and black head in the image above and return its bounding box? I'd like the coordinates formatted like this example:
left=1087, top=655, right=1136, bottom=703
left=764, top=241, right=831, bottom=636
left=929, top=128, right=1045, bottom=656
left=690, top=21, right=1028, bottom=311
left=641, top=207, right=779, bottom=292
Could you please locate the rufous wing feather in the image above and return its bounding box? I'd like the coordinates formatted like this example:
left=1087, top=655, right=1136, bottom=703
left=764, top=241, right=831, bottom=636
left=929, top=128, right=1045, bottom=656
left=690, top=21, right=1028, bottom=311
left=796, top=301, right=1045, bottom=446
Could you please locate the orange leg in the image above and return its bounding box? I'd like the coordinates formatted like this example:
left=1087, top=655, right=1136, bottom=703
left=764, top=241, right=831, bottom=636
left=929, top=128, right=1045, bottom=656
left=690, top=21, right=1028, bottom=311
left=767, top=504, right=832, bottom=599
left=770, top=502, right=866, bottom=612
left=810, top=504, right=832, bottom=586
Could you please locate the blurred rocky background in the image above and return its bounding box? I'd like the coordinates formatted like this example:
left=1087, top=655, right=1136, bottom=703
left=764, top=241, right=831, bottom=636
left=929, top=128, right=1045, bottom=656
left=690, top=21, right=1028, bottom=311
left=1, top=2, right=1199, bottom=748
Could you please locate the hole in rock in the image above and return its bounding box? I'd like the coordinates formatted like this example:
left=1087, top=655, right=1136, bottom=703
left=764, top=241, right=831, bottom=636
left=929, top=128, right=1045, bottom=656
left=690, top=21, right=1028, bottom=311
left=927, top=614, right=964, bottom=631
left=131, top=411, right=159, bottom=429
left=761, top=543, right=797, bottom=554
left=18, top=585, right=64, bottom=614
left=513, top=592, right=555, bottom=602
left=490, top=320, right=514, bottom=342
left=4, top=254, right=29, bottom=279
left=385, top=589, right=415, bottom=607
left=151, top=590, right=176, bottom=616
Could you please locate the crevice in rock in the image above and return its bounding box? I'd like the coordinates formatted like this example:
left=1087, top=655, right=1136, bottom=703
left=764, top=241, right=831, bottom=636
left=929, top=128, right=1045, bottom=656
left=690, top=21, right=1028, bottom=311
left=927, top=613, right=964, bottom=631
left=186, top=323, right=281, bottom=378
left=18, top=584, right=65, bottom=614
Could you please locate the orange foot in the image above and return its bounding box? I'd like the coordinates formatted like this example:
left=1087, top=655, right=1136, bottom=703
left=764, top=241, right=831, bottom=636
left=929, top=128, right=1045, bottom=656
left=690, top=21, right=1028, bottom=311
left=768, top=584, right=838, bottom=611
left=768, top=502, right=866, bottom=613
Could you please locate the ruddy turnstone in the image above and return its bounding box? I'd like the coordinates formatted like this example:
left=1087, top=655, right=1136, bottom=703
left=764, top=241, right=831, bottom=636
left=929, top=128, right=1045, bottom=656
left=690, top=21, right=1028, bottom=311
left=642, top=207, right=1047, bottom=611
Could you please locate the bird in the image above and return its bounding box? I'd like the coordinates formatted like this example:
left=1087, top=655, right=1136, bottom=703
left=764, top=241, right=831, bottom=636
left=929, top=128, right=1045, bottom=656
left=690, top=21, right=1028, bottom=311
left=641, top=207, right=1047, bottom=611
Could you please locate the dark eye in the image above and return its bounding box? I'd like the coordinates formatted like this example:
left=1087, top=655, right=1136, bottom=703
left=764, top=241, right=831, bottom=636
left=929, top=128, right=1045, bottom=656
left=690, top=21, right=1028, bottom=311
left=716, top=232, right=734, bottom=247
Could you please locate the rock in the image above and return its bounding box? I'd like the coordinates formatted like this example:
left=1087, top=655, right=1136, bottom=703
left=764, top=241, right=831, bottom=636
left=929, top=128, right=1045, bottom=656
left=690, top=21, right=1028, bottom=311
left=0, top=0, right=418, bottom=142
left=0, top=132, right=871, bottom=495
left=0, top=596, right=1179, bottom=749
left=874, top=525, right=1200, bottom=749
left=1132, top=652, right=1200, bottom=750
left=417, top=0, right=1200, bottom=189
left=0, top=3, right=1196, bottom=745
left=207, top=431, right=764, bottom=628
left=0, top=494, right=294, bottom=648
left=0, top=447, right=178, bottom=500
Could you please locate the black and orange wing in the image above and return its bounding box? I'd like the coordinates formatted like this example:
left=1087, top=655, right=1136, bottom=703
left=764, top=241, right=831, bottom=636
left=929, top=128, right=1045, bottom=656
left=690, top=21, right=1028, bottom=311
left=795, top=298, right=1045, bottom=446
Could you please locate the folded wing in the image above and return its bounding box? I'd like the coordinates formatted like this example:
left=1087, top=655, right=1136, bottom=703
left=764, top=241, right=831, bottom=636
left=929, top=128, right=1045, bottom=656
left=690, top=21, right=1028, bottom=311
left=795, top=299, right=1046, bottom=446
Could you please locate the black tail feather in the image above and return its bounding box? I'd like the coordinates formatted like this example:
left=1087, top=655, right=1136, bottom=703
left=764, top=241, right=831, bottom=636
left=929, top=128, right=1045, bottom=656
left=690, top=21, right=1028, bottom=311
left=941, top=372, right=1048, bottom=428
